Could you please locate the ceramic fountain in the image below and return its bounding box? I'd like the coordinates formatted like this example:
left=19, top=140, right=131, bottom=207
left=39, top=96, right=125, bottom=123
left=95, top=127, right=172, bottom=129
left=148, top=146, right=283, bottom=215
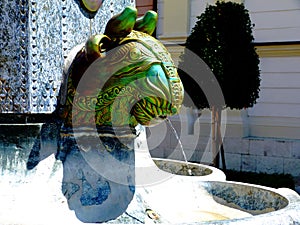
left=0, top=1, right=299, bottom=224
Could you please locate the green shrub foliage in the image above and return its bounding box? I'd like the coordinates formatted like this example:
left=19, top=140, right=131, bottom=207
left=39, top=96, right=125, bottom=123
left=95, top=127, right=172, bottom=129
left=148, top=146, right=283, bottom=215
left=179, top=1, right=260, bottom=109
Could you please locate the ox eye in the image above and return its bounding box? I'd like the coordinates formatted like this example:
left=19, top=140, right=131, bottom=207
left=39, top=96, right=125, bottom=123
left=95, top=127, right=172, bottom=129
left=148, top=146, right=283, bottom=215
left=129, top=48, right=141, bottom=60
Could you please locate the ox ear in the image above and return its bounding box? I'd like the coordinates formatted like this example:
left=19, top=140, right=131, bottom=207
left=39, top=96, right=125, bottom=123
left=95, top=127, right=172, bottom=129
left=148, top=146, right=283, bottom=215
left=85, top=34, right=111, bottom=61
left=104, top=6, right=137, bottom=40
left=134, top=10, right=158, bottom=35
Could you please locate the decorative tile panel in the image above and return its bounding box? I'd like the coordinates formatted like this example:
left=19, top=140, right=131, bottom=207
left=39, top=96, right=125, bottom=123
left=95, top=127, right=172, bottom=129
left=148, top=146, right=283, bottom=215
left=0, top=0, right=135, bottom=113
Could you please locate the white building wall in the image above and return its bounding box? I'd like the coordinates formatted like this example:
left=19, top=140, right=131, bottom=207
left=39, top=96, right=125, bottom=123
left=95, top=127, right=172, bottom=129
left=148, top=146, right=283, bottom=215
left=243, top=0, right=300, bottom=140
left=248, top=57, right=300, bottom=139
left=245, top=0, right=300, bottom=42
left=243, top=0, right=300, bottom=175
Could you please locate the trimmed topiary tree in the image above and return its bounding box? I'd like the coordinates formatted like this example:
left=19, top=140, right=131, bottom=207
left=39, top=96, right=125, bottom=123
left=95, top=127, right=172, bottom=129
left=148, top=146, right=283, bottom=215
left=178, top=1, right=260, bottom=168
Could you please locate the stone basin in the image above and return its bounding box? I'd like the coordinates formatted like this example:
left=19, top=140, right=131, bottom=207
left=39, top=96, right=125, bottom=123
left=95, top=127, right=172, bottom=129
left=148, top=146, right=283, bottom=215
left=114, top=164, right=300, bottom=225
left=110, top=127, right=300, bottom=224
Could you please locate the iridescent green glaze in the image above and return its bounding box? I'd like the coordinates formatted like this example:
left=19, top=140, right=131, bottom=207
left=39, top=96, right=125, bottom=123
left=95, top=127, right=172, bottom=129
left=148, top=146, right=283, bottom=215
left=134, top=10, right=158, bottom=35
left=59, top=7, right=184, bottom=128
left=104, top=6, right=138, bottom=40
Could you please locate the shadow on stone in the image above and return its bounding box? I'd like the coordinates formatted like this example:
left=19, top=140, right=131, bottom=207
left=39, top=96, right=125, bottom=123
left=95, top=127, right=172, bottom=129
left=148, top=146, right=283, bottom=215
left=59, top=128, right=136, bottom=223
left=26, top=122, right=61, bottom=170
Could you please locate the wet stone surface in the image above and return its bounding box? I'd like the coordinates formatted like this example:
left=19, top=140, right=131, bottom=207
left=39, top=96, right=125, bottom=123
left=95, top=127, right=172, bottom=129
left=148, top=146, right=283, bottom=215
left=154, top=159, right=212, bottom=176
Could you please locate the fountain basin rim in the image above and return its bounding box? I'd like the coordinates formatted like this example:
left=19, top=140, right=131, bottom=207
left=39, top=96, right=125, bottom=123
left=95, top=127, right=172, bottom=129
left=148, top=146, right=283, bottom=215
left=152, top=157, right=226, bottom=181
left=201, top=180, right=296, bottom=217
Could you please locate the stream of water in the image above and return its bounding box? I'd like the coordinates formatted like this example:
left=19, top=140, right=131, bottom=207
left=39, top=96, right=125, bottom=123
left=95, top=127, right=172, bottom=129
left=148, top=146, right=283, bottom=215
left=166, top=119, right=192, bottom=176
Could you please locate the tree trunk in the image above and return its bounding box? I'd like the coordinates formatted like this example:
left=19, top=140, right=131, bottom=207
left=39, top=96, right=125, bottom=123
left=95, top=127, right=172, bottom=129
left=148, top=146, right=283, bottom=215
left=211, top=106, right=219, bottom=167
left=216, top=107, right=226, bottom=170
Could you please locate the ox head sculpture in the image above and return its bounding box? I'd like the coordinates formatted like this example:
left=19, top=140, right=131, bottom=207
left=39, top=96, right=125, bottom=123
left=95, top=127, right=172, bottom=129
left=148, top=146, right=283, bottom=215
left=59, top=7, right=184, bottom=130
